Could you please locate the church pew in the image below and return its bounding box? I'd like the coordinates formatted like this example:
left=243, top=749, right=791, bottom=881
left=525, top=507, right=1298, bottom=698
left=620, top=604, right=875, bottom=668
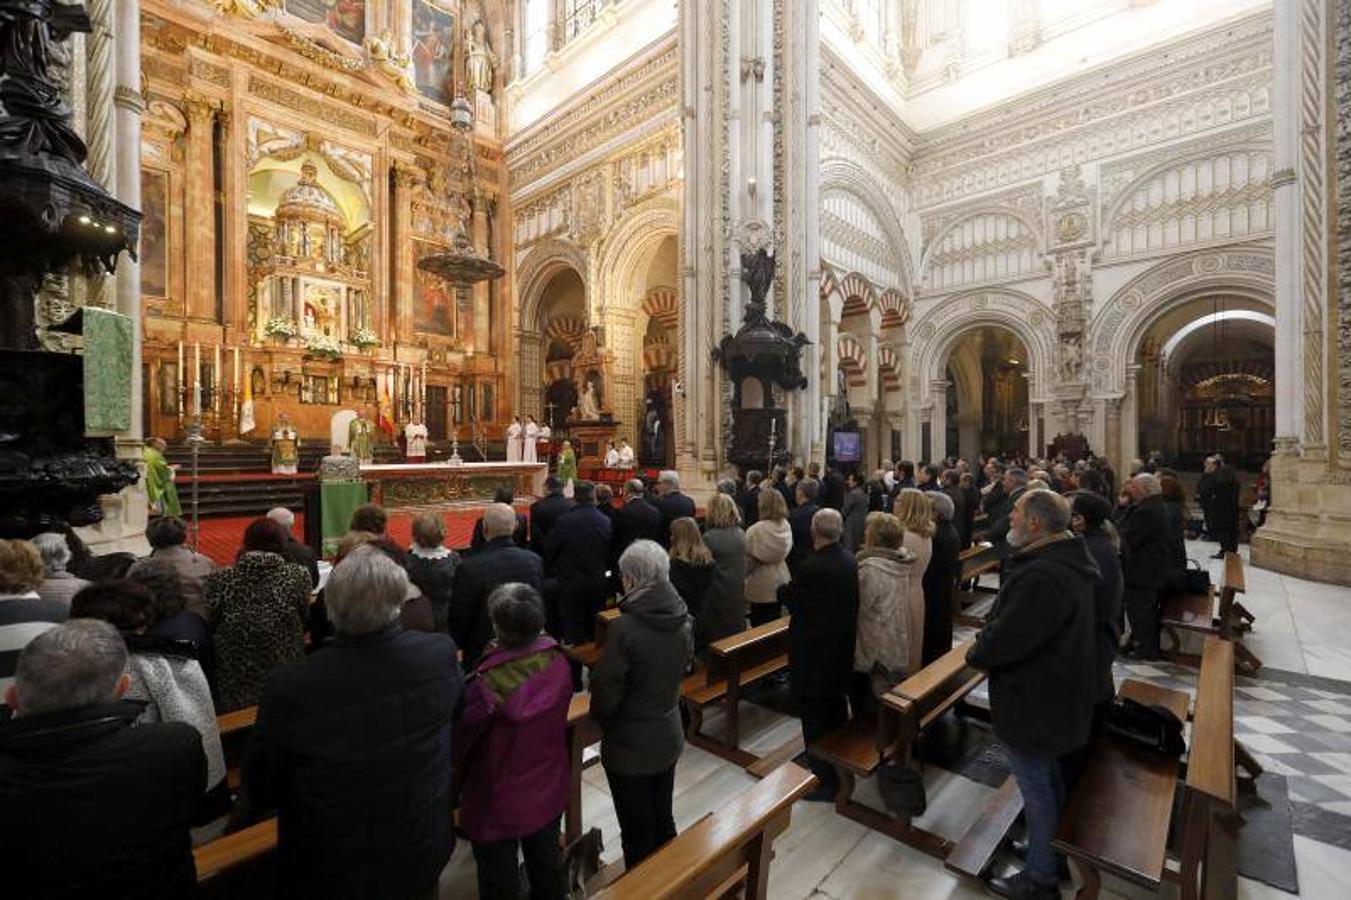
left=217, top=706, right=257, bottom=791
left=591, top=761, right=816, bottom=900
left=1161, top=551, right=1260, bottom=674
left=565, top=692, right=601, bottom=845
left=954, top=543, right=1001, bottom=626
left=563, top=607, right=622, bottom=668
left=681, top=616, right=791, bottom=767
left=810, top=640, right=993, bottom=859
left=1051, top=675, right=1190, bottom=899
left=195, top=818, right=277, bottom=890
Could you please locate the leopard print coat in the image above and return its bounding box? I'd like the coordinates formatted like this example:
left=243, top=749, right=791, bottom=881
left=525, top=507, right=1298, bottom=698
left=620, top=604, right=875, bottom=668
left=204, top=551, right=311, bottom=712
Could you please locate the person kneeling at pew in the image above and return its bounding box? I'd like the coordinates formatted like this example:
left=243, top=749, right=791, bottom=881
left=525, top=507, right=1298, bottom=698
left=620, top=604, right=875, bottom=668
left=784, top=508, right=859, bottom=802
left=966, top=490, right=1098, bottom=900
left=456, top=583, right=573, bottom=900
left=589, top=540, right=694, bottom=870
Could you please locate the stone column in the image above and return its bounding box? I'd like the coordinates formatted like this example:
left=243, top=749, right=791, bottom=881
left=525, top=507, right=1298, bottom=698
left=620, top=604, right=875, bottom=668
left=392, top=163, right=421, bottom=343
left=1120, top=364, right=1141, bottom=475
left=929, top=379, right=948, bottom=459
left=472, top=188, right=491, bottom=353
left=1104, top=396, right=1123, bottom=468
left=183, top=94, right=218, bottom=322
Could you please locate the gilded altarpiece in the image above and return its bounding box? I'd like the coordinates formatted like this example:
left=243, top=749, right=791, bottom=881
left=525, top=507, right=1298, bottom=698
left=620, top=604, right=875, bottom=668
left=137, top=0, right=510, bottom=446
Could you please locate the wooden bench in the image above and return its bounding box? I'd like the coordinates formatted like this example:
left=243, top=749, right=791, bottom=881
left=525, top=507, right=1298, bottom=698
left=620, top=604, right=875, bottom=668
left=217, top=706, right=257, bottom=791
left=954, top=543, right=1002, bottom=626
left=681, top=616, right=791, bottom=767
left=1161, top=552, right=1260, bottom=674
left=1055, top=638, right=1242, bottom=900
left=592, top=762, right=816, bottom=900
left=564, top=607, right=622, bottom=668
left=565, top=692, right=601, bottom=845
left=810, top=640, right=996, bottom=859
left=195, top=818, right=277, bottom=889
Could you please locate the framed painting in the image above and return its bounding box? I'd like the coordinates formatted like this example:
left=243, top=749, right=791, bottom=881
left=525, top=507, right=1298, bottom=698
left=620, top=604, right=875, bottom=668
left=413, top=240, right=454, bottom=336
left=411, top=0, right=455, bottom=104
left=140, top=168, right=169, bottom=299
left=285, top=0, right=366, bottom=45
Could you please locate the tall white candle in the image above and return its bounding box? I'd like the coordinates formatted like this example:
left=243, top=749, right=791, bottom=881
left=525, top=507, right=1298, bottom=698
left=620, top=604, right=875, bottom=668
left=193, top=343, right=201, bottom=416
left=177, top=341, right=185, bottom=414
left=214, top=344, right=221, bottom=412
left=233, top=346, right=240, bottom=393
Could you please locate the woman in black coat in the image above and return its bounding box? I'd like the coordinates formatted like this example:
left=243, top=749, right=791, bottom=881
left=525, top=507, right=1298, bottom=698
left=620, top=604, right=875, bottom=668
left=922, top=492, right=961, bottom=666
left=404, top=513, right=461, bottom=634
left=667, top=518, right=715, bottom=651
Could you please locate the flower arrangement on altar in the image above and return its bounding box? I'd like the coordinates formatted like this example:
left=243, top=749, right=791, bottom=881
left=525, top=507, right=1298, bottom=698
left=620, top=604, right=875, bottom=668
left=265, top=316, right=299, bottom=339
left=304, top=333, right=342, bottom=359
left=350, top=327, right=380, bottom=350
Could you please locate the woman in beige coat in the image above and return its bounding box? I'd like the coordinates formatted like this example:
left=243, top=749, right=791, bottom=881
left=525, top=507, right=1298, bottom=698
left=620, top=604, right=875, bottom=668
left=744, top=488, right=793, bottom=627
left=851, top=512, right=917, bottom=717
left=892, top=488, right=934, bottom=671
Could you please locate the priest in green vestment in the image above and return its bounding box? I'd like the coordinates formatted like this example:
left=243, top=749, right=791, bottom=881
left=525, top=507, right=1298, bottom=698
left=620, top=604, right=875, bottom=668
left=348, top=414, right=375, bottom=464
left=143, top=437, right=181, bottom=516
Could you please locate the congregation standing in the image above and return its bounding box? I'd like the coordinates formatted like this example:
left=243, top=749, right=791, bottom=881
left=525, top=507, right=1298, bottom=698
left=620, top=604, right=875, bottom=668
left=0, top=437, right=1239, bottom=900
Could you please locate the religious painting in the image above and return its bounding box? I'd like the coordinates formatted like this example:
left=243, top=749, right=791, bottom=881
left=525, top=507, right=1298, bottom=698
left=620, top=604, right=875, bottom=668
left=285, top=0, right=366, bottom=45
left=157, top=362, right=178, bottom=415
left=140, top=168, right=168, bottom=298
left=481, top=382, right=494, bottom=423
left=411, top=0, right=455, bottom=104
left=300, top=281, right=343, bottom=338
left=413, top=241, right=453, bottom=335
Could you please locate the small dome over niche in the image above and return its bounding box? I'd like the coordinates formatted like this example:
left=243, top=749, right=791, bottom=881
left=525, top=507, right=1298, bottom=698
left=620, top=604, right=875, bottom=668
left=275, top=162, right=346, bottom=230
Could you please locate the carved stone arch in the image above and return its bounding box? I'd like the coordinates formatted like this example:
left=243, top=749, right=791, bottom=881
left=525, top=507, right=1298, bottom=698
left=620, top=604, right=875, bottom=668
left=918, top=206, right=1045, bottom=286
left=877, top=288, right=910, bottom=330
left=517, top=238, right=589, bottom=332
left=595, top=195, right=680, bottom=318
left=911, top=289, right=1055, bottom=403
left=820, top=263, right=844, bottom=323
left=820, top=156, right=916, bottom=295
left=642, top=286, right=679, bottom=331
left=877, top=343, right=902, bottom=390
left=1100, top=143, right=1273, bottom=259
left=1092, top=248, right=1276, bottom=392
left=544, top=314, right=588, bottom=350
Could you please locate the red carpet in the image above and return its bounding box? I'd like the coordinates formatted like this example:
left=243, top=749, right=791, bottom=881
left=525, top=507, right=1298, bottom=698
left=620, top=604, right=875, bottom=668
left=195, top=508, right=491, bottom=565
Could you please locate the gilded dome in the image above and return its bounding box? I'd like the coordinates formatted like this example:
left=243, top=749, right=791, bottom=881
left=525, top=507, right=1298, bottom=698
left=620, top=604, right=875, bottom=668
left=275, top=162, right=345, bottom=227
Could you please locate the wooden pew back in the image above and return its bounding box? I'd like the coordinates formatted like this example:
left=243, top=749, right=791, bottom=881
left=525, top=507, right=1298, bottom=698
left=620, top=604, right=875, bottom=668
left=1179, top=637, right=1238, bottom=900
left=881, top=639, right=985, bottom=754
left=592, top=762, right=816, bottom=900
left=704, top=616, right=791, bottom=688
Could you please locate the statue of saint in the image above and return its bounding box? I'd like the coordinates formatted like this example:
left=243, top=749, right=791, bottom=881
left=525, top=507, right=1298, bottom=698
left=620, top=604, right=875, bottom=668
left=348, top=413, right=375, bottom=464
left=576, top=381, right=601, bottom=421
left=271, top=414, right=300, bottom=474
left=465, top=19, right=497, bottom=96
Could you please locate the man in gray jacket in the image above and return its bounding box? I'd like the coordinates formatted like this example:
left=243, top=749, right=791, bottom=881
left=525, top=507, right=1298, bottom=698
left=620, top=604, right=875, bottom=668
left=589, top=539, right=694, bottom=869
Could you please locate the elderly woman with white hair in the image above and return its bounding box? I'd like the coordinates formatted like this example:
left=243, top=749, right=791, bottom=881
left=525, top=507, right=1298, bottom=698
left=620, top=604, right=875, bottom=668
left=32, top=532, right=90, bottom=608
left=589, top=539, right=694, bottom=870
left=243, top=545, right=464, bottom=900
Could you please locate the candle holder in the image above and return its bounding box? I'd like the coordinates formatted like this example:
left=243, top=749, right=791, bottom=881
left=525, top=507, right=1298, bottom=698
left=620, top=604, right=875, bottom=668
left=448, top=430, right=464, bottom=467
left=186, top=416, right=205, bottom=551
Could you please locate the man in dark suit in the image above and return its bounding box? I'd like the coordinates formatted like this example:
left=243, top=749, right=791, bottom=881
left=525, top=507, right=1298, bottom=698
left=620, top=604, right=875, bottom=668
left=967, top=490, right=1097, bottom=900
left=1208, top=458, right=1241, bottom=558
left=470, top=486, right=529, bottom=550
left=544, top=482, right=614, bottom=659
left=740, top=470, right=764, bottom=528
left=610, top=479, right=660, bottom=590
left=783, top=508, right=858, bottom=802
left=654, top=470, right=695, bottom=547
left=245, top=546, right=464, bottom=900
left=1114, top=473, right=1171, bottom=659
left=820, top=466, right=846, bottom=511
left=268, top=506, right=319, bottom=588
left=529, top=477, right=575, bottom=557
left=940, top=470, right=970, bottom=548
left=786, top=478, right=821, bottom=573
left=916, top=464, right=941, bottom=492
left=452, top=503, right=544, bottom=669
left=985, top=468, right=1029, bottom=547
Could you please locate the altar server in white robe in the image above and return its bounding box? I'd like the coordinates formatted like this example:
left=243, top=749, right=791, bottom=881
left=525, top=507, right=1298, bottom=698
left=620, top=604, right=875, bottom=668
left=604, top=441, right=620, bottom=468
left=618, top=438, right=635, bottom=468
left=506, top=416, right=523, bottom=463
left=523, top=416, right=540, bottom=464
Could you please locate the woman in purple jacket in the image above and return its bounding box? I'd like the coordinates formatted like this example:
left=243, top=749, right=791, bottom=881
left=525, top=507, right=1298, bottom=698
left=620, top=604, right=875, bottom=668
left=456, top=582, right=573, bottom=900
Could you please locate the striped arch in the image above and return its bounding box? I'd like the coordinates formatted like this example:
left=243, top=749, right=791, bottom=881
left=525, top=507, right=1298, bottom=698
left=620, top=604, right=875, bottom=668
left=819, top=266, right=839, bottom=301
left=544, top=314, right=588, bottom=351
left=642, top=286, right=680, bottom=331
left=877, top=288, right=910, bottom=330
left=545, top=359, right=575, bottom=384
left=877, top=343, right=902, bottom=391
left=838, top=271, right=876, bottom=317
left=643, top=335, right=676, bottom=372
left=837, top=333, right=867, bottom=386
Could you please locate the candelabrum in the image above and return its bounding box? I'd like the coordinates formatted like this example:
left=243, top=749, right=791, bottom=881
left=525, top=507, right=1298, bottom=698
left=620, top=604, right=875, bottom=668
left=766, top=429, right=777, bottom=476
left=186, top=416, right=205, bottom=552
left=448, top=430, right=464, bottom=467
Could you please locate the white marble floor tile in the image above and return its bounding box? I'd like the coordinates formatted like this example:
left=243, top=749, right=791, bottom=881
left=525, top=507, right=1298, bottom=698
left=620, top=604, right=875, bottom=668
left=1300, top=645, right=1351, bottom=684
left=815, top=827, right=988, bottom=900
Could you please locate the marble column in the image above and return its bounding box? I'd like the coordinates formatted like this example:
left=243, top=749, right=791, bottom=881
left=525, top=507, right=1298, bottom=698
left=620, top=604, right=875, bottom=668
left=929, top=379, right=948, bottom=459
left=392, top=163, right=421, bottom=343
left=183, top=95, right=218, bottom=322
left=1120, top=364, right=1141, bottom=475
left=1104, top=396, right=1123, bottom=469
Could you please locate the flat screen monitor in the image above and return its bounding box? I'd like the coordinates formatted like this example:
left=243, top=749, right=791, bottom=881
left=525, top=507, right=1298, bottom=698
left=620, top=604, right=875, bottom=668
left=832, top=431, right=861, bottom=462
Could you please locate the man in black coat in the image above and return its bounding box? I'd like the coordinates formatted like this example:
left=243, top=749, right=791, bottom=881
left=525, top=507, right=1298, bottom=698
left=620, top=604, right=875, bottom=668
left=610, top=479, right=661, bottom=591
left=1, top=620, right=205, bottom=900
left=1115, top=473, right=1170, bottom=659
left=653, top=470, right=695, bottom=547
left=1208, top=459, right=1241, bottom=558
left=545, top=482, right=614, bottom=655
left=740, top=470, right=764, bottom=528
left=245, top=546, right=464, bottom=900
left=783, top=509, right=858, bottom=802
left=820, top=467, right=846, bottom=511
left=771, top=465, right=796, bottom=512
left=940, top=469, right=970, bottom=547
left=985, top=467, right=1029, bottom=547
left=1068, top=491, right=1124, bottom=735
left=452, top=503, right=545, bottom=669
left=786, top=478, right=821, bottom=573
left=470, top=486, right=529, bottom=550
left=529, top=477, right=575, bottom=557
left=967, top=490, right=1097, bottom=900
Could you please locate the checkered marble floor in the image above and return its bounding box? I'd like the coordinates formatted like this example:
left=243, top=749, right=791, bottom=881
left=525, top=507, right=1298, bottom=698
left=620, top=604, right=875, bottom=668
left=1116, top=657, right=1351, bottom=850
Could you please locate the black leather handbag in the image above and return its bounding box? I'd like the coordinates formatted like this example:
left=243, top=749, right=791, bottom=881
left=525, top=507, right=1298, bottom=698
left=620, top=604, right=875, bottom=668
left=1179, top=558, right=1211, bottom=595
left=1106, top=695, right=1186, bottom=757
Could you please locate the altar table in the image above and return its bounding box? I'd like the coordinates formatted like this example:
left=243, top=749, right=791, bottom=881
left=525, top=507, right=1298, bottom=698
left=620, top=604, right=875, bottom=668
left=361, top=461, right=547, bottom=509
